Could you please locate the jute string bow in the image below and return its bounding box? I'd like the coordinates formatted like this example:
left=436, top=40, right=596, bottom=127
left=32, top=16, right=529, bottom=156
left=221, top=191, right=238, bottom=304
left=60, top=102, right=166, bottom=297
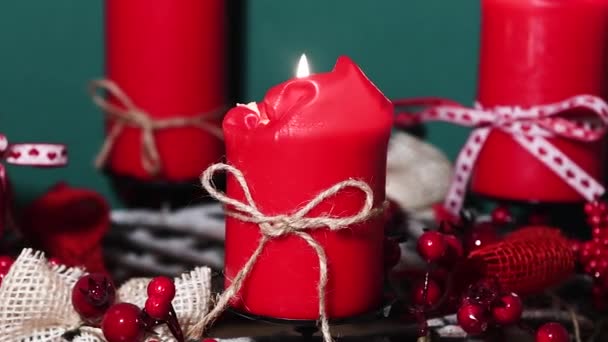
left=193, top=163, right=386, bottom=342
left=89, top=79, right=225, bottom=176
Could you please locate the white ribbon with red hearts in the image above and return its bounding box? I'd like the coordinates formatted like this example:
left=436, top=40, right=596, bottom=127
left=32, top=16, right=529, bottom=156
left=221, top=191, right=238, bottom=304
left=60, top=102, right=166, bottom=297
left=396, top=95, right=608, bottom=215
left=1, top=137, right=67, bottom=167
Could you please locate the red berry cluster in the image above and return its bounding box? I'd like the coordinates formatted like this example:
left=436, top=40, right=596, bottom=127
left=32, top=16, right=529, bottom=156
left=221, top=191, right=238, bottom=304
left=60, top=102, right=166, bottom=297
left=410, top=226, right=465, bottom=336
left=410, top=207, right=517, bottom=337
left=71, top=274, right=184, bottom=342
left=0, top=255, right=14, bottom=288
left=145, top=276, right=176, bottom=321
left=574, top=200, right=608, bottom=308
left=456, top=279, right=523, bottom=335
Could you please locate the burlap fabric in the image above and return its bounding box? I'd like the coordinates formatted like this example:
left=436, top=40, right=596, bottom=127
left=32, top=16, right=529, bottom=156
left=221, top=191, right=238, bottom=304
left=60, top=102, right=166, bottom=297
left=0, top=248, right=211, bottom=342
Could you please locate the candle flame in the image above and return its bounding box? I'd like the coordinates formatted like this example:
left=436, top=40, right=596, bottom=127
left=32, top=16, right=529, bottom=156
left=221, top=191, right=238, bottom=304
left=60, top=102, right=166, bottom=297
left=296, top=54, right=310, bottom=78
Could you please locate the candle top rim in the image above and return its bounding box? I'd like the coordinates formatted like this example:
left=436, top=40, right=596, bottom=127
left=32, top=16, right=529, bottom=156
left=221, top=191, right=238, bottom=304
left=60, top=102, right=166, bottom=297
left=223, top=56, right=393, bottom=137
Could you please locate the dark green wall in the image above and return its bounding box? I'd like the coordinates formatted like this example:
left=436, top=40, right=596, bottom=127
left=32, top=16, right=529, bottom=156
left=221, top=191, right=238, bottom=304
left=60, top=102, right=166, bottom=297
left=0, top=1, right=479, bottom=206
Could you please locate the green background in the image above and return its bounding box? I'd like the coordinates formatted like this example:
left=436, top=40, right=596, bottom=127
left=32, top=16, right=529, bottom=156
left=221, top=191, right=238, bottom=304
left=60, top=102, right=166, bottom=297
left=0, top=1, right=478, bottom=207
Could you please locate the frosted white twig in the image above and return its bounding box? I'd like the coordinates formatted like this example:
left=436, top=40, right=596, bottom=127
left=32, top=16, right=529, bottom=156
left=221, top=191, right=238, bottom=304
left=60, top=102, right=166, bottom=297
left=111, top=203, right=226, bottom=241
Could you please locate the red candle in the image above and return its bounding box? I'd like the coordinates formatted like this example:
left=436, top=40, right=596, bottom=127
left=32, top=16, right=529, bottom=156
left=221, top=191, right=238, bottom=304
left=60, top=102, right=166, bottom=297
left=222, top=56, right=393, bottom=319
left=105, top=0, right=225, bottom=181
left=471, top=0, right=608, bottom=202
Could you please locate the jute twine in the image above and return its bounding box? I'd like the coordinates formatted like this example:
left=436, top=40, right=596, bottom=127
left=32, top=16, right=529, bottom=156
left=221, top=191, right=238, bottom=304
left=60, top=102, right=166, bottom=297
left=89, top=79, right=225, bottom=176
left=193, top=163, right=386, bottom=342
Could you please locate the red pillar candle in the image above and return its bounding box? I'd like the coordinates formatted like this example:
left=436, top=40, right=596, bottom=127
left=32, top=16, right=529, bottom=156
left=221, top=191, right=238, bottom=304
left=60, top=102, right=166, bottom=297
left=471, top=0, right=608, bottom=202
left=222, top=57, right=393, bottom=319
left=105, top=0, right=225, bottom=181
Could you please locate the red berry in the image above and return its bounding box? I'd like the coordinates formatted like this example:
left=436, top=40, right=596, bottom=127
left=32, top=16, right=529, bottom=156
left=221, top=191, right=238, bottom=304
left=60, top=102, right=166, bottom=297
left=0, top=256, right=14, bottom=274
left=417, top=231, right=447, bottom=262
left=491, top=293, right=523, bottom=325
left=594, top=246, right=603, bottom=257
left=457, top=303, right=488, bottom=335
left=585, top=201, right=606, bottom=215
left=72, top=273, right=116, bottom=323
left=589, top=214, right=603, bottom=227
left=411, top=278, right=442, bottom=307
left=384, top=199, right=405, bottom=233
left=202, top=339, right=218, bottom=342
left=147, top=276, right=176, bottom=302
left=383, top=237, right=401, bottom=269
left=491, top=206, right=511, bottom=225
left=102, top=303, right=144, bottom=342
left=535, top=322, right=569, bottom=342
left=570, top=241, right=581, bottom=255
left=48, top=257, right=63, bottom=266
left=145, top=296, right=171, bottom=320
left=593, top=227, right=603, bottom=238
left=581, top=246, right=593, bottom=263
left=464, top=223, right=500, bottom=253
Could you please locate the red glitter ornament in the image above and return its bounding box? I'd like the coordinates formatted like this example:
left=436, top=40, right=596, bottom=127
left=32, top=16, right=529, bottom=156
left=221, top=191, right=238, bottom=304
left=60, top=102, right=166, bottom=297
left=457, top=303, right=488, bottom=335
left=72, top=273, right=116, bottom=323
left=491, top=293, right=523, bottom=325
left=467, top=226, right=575, bottom=295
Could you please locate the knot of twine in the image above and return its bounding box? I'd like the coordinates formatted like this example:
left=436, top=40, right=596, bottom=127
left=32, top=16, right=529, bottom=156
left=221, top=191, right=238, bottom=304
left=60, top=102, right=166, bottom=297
left=193, top=163, right=385, bottom=342
left=89, top=79, right=225, bottom=176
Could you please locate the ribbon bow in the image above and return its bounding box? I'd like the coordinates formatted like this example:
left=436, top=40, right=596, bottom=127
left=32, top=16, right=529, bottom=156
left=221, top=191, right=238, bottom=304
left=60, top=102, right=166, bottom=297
left=394, top=95, right=608, bottom=215
left=193, top=163, right=385, bottom=342
left=0, top=249, right=212, bottom=342
left=89, top=79, right=225, bottom=177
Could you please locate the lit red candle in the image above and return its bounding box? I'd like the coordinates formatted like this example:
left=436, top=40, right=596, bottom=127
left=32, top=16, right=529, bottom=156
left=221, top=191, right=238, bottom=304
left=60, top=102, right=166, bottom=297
left=222, top=56, right=393, bottom=319
left=104, top=0, right=225, bottom=181
left=471, top=0, right=608, bottom=201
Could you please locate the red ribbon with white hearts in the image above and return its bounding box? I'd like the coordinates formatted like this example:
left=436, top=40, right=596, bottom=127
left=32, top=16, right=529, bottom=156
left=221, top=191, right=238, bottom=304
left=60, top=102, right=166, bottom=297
left=394, top=95, right=608, bottom=215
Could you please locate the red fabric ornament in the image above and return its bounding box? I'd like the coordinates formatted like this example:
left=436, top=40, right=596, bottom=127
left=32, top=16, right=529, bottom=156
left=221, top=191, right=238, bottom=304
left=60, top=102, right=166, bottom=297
left=467, top=226, right=574, bottom=295
left=21, top=183, right=110, bottom=273
left=432, top=203, right=458, bottom=225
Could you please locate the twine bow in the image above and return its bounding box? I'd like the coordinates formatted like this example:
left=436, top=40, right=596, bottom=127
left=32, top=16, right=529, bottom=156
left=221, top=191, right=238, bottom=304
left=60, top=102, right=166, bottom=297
left=394, top=95, right=608, bottom=215
left=0, top=249, right=212, bottom=342
left=193, top=163, right=385, bottom=342
left=89, top=79, right=225, bottom=176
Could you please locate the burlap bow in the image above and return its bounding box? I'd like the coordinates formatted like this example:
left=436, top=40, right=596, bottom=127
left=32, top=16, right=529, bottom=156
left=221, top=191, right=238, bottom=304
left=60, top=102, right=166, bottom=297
left=0, top=249, right=211, bottom=342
